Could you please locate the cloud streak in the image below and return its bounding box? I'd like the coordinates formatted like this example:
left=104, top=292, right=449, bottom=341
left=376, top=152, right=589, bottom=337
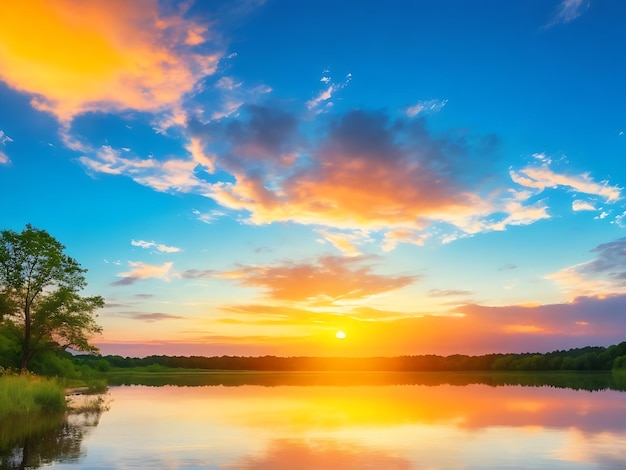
left=131, top=239, right=181, bottom=253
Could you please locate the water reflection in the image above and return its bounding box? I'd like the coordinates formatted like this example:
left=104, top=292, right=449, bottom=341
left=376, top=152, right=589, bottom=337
left=2, top=374, right=626, bottom=469
left=0, top=394, right=108, bottom=469
left=106, top=370, right=626, bottom=391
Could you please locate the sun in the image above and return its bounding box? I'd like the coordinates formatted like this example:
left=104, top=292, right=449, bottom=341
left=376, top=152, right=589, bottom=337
left=335, top=330, right=347, bottom=339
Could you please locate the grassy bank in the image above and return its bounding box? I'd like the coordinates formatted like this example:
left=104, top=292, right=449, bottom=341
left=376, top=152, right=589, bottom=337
left=0, top=375, right=66, bottom=418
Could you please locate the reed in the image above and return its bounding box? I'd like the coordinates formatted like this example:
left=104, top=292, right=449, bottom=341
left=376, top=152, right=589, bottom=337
left=0, top=375, right=66, bottom=418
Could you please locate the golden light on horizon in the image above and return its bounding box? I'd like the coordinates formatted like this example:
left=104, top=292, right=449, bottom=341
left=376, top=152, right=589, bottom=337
left=335, top=330, right=347, bottom=339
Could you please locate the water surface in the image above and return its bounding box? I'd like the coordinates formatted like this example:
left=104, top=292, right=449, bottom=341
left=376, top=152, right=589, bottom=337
left=3, top=373, right=626, bottom=469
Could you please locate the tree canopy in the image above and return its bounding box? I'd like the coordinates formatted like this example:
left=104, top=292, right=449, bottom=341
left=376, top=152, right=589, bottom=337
left=0, top=225, right=104, bottom=372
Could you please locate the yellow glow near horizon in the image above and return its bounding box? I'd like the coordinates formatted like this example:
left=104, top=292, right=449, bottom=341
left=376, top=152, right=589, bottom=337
left=336, top=330, right=347, bottom=339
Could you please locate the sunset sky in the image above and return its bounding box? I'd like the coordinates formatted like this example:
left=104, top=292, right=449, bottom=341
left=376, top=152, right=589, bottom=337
left=1, top=0, right=626, bottom=358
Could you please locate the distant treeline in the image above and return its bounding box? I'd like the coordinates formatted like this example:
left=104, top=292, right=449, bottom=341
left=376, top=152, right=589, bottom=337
left=75, top=341, right=626, bottom=372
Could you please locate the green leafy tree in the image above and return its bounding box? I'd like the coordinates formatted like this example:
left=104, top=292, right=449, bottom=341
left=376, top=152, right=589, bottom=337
left=0, top=225, right=104, bottom=373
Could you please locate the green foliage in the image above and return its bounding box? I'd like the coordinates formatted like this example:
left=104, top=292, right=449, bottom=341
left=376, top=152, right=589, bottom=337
left=75, top=341, right=626, bottom=374
left=0, top=376, right=66, bottom=418
left=0, top=225, right=104, bottom=372
left=613, top=355, right=626, bottom=370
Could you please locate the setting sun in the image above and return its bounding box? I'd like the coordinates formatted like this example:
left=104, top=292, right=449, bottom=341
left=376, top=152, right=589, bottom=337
left=336, top=331, right=347, bottom=339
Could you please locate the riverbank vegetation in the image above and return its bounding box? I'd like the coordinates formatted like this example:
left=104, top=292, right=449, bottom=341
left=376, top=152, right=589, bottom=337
left=0, top=375, right=65, bottom=418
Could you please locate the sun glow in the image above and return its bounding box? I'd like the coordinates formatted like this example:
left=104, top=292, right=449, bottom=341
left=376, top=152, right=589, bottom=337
left=335, top=330, right=347, bottom=339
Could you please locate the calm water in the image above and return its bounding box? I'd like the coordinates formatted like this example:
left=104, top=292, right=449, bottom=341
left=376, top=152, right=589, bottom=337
left=3, top=373, right=626, bottom=469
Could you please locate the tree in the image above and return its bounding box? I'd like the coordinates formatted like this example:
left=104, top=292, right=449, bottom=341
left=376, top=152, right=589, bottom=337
left=0, top=225, right=104, bottom=373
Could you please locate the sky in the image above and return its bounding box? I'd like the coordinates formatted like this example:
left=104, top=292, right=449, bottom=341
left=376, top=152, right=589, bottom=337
left=1, top=0, right=626, bottom=358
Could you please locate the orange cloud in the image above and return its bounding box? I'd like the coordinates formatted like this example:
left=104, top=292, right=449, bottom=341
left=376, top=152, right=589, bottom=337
left=0, top=0, right=219, bottom=122
left=218, top=255, right=417, bottom=304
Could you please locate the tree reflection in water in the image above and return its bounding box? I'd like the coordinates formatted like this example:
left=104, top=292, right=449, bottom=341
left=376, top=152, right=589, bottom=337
left=0, top=393, right=109, bottom=469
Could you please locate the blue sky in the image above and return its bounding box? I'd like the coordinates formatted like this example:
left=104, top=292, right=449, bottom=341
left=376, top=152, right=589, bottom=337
left=1, top=0, right=626, bottom=357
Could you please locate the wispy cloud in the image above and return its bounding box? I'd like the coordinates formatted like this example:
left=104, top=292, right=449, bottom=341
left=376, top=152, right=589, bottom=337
left=547, top=0, right=590, bottom=27
left=306, top=72, right=352, bottom=113
left=121, top=312, right=184, bottom=322
left=0, top=130, right=12, bottom=164
left=429, top=289, right=473, bottom=298
left=131, top=239, right=181, bottom=253
left=0, top=0, right=221, bottom=122
left=406, top=99, right=448, bottom=117
left=181, top=269, right=217, bottom=279
left=315, top=229, right=365, bottom=257
left=0, top=130, right=12, bottom=145
left=510, top=161, right=621, bottom=202
left=113, top=261, right=175, bottom=286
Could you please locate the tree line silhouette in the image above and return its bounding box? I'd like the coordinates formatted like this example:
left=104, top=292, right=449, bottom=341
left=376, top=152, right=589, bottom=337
left=74, top=341, right=626, bottom=372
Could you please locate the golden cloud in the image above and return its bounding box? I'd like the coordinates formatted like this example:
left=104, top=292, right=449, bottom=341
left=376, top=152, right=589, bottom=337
left=218, top=255, right=417, bottom=303
left=0, top=0, right=219, bottom=121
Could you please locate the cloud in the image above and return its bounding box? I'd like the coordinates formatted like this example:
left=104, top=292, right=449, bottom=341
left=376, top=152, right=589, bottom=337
left=78, top=144, right=212, bottom=194
left=121, top=312, right=184, bottom=322
left=218, top=255, right=417, bottom=304
left=192, top=209, right=226, bottom=224
left=498, top=264, right=518, bottom=271
left=0, top=0, right=220, bottom=122
left=181, top=269, right=218, bottom=279
left=510, top=163, right=621, bottom=202
left=406, top=99, right=448, bottom=117
left=547, top=238, right=626, bottom=298
left=79, top=101, right=620, bottom=251
left=572, top=200, right=597, bottom=211
left=0, top=130, right=13, bottom=145
left=382, top=230, right=429, bottom=252
left=547, top=0, right=590, bottom=26
left=113, top=261, right=175, bottom=286
left=199, top=109, right=503, bottom=239
left=0, top=130, right=13, bottom=164
left=306, top=73, right=352, bottom=113
left=217, top=294, right=626, bottom=355
left=429, top=289, right=473, bottom=297
left=210, top=76, right=272, bottom=120
left=315, top=229, right=364, bottom=256
left=131, top=239, right=181, bottom=253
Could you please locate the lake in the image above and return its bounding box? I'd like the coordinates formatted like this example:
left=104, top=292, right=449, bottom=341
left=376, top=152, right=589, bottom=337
left=2, top=372, right=626, bottom=469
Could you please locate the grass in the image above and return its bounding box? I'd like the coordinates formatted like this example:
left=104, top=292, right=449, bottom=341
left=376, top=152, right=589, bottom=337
left=0, top=375, right=66, bottom=418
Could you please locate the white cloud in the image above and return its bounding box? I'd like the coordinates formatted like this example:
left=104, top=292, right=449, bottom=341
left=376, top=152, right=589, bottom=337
left=78, top=144, right=213, bottom=194
left=192, top=209, right=225, bottom=224
left=572, top=200, right=596, bottom=211
left=131, top=239, right=181, bottom=253
left=216, top=76, right=242, bottom=91
left=0, top=130, right=13, bottom=145
left=510, top=163, right=621, bottom=202
left=551, top=0, right=590, bottom=25
left=0, top=150, right=10, bottom=165
left=406, top=99, right=448, bottom=117
left=306, top=73, right=352, bottom=112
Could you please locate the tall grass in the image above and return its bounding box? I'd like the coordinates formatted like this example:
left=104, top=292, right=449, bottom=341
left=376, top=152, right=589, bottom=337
left=0, top=375, right=66, bottom=418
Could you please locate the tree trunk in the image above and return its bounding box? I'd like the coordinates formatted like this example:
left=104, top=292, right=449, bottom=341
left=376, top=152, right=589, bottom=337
left=20, top=298, right=31, bottom=374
